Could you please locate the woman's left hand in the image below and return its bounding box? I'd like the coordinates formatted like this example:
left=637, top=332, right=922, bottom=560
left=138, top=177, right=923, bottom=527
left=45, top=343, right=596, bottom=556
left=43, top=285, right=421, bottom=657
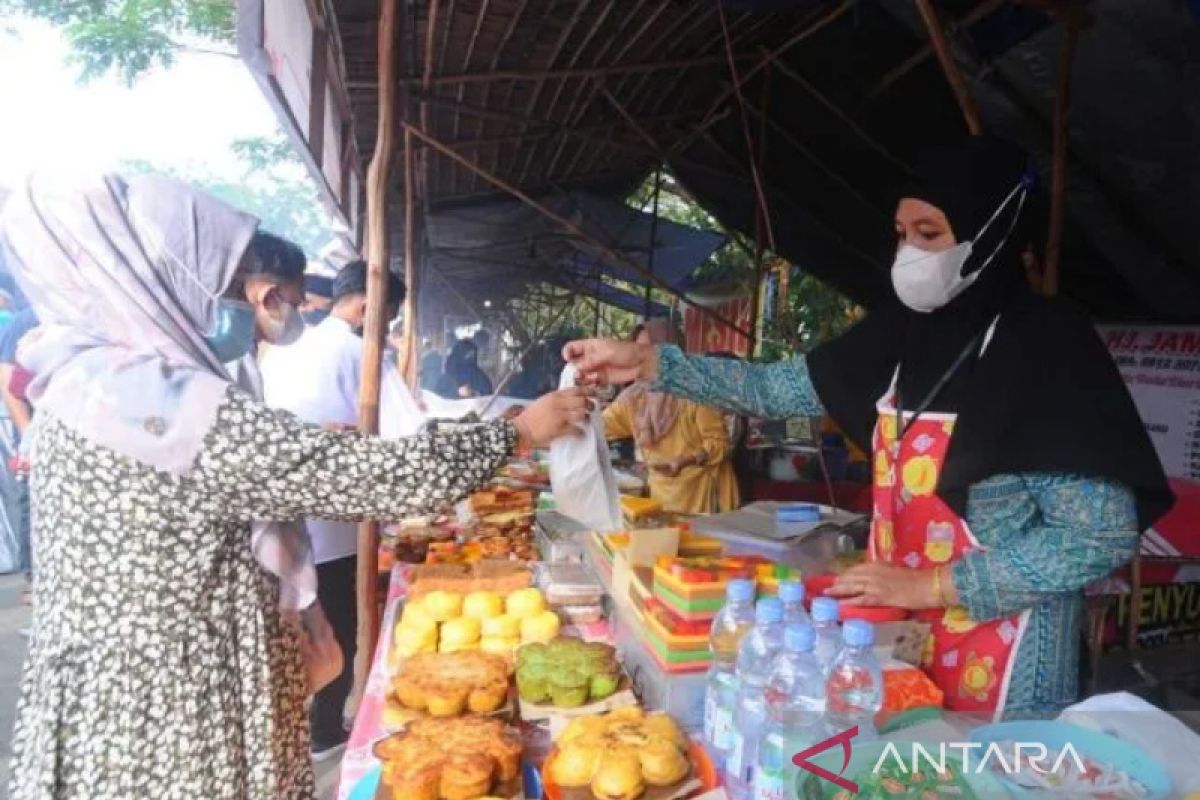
left=827, top=562, right=940, bottom=609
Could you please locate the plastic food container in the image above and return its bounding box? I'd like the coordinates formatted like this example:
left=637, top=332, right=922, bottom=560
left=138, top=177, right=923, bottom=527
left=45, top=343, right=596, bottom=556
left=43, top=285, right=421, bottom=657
left=535, top=561, right=605, bottom=606
left=555, top=603, right=604, bottom=625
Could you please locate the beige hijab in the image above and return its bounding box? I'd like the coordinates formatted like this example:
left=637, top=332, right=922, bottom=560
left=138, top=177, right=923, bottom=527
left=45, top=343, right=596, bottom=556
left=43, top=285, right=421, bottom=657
left=616, top=318, right=681, bottom=447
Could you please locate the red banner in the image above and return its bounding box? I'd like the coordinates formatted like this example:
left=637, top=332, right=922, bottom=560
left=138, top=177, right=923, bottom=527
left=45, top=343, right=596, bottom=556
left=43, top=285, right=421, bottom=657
left=683, top=296, right=753, bottom=356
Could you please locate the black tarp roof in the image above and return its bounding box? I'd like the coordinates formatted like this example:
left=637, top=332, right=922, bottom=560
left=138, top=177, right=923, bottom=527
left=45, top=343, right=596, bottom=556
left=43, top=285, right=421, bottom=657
left=335, top=0, right=1200, bottom=322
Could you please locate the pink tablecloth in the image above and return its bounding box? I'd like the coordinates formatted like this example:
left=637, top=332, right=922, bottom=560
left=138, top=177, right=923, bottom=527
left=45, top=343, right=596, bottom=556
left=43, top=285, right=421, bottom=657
left=335, top=564, right=613, bottom=800
left=336, top=564, right=413, bottom=800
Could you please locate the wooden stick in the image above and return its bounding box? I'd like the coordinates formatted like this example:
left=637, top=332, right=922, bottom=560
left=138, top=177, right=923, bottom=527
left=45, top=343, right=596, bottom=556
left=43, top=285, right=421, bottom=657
left=405, top=124, right=752, bottom=338
left=914, top=0, right=984, bottom=135
left=762, top=50, right=911, bottom=174
left=420, top=0, right=441, bottom=202
left=868, top=0, right=1006, bottom=100
left=401, top=128, right=419, bottom=386
left=350, top=0, right=401, bottom=719
left=1043, top=22, right=1079, bottom=298
left=359, top=52, right=752, bottom=88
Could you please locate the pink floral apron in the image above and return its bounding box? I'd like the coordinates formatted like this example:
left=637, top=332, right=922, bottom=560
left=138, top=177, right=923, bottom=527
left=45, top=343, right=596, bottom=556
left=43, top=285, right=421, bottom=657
left=869, top=319, right=1029, bottom=719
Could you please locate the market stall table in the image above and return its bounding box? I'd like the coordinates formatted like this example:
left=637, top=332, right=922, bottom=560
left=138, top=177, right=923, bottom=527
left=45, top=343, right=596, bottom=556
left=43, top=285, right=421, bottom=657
left=336, top=562, right=615, bottom=800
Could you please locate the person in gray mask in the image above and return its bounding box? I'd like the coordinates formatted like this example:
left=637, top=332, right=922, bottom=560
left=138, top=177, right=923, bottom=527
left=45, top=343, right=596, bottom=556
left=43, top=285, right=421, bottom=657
left=1, top=173, right=588, bottom=800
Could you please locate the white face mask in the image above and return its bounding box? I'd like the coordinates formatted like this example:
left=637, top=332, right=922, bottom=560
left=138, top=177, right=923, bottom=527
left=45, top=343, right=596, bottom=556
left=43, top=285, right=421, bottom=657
left=891, top=181, right=1028, bottom=313
left=260, top=302, right=305, bottom=345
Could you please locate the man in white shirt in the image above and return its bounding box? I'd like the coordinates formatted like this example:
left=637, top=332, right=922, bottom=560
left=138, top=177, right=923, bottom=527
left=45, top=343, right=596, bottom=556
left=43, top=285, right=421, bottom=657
left=261, top=260, right=421, bottom=758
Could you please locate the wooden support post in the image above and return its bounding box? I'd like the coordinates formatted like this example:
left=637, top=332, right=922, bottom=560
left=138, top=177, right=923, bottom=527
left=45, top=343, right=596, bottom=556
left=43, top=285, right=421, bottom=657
left=404, top=124, right=753, bottom=339
left=401, top=127, right=419, bottom=386
left=914, top=0, right=984, bottom=135
left=350, top=0, right=401, bottom=717
left=1043, top=22, right=1080, bottom=298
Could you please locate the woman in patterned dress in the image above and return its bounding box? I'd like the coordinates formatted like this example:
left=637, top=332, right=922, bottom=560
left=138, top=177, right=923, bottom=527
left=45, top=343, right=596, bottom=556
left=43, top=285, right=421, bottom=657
left=0, top=174, right=587, bottom=800
left=565, top=137, right=1173, bottom=720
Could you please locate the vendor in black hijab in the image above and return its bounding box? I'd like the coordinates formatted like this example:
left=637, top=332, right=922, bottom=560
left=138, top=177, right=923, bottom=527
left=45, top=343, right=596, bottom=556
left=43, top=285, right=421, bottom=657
left=564, top=137, right=1172, bottom=720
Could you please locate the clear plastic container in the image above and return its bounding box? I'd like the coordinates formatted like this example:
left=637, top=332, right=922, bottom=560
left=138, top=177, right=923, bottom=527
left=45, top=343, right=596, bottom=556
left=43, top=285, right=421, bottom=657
left=534, top=561, right=604, bottom=606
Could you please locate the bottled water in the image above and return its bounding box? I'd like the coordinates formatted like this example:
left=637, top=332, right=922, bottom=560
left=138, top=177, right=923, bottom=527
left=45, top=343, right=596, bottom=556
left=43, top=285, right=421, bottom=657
left=823, top=619, right=884, bottom=741
left=810, top=596, right=841, bottom=674
left=726, top=596, right=785, bottom=800
left=703, top=578, right=756, bottom=765
left=753, top=624, right=825, bottom=800
left=778, top=580, right=810, bottom=626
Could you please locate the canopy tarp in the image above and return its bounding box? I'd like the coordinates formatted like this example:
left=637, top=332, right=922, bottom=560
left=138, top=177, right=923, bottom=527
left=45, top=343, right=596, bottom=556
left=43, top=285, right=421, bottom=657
left=424, top=190, right=726, bottom=310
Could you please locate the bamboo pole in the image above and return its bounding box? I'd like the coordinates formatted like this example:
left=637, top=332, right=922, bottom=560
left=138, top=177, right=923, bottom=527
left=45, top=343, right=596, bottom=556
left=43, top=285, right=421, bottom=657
left=1043, top=21, right=1079, bottom=298
left=401, top=128, right=418, bottom=386
left=404, top=124, right=753, bottom=339
left=868, top=0, right=1006, bottom=100
left=347, top=53, right=753, bottom=88
left=914, top=0, right=984, bottom=135
left=350, top=0, right=401, bottom=716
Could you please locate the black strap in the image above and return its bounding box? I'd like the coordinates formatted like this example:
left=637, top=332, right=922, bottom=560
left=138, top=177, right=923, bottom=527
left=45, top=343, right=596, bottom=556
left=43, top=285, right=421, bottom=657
left=894, top=328, right=988, bottom=441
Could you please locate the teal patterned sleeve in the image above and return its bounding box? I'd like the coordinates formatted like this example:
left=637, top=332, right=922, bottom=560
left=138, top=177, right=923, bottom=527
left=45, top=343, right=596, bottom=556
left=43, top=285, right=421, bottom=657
left=951, top=474, right=1138, bottom=621
left=652, top=344, right=825, bottom=419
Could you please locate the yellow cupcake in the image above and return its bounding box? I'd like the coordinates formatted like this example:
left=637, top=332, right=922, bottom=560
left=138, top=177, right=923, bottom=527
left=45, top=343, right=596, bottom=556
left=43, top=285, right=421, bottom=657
left=505, top=587, right=546, bottom=620
left=393, top=624, right=438, bottom=658
left=422, top=590, right=464, bottom=622
left=479, top=636, right=520, bottom=659
left=519, top=610, right=561, bottom=644
left=463, top=591, right=505, bottom=620
left=481, top=614, right=521, bottom=639
left=441, top=616, right=482, bottom=647
left=400, top=601, right=438, bottom=632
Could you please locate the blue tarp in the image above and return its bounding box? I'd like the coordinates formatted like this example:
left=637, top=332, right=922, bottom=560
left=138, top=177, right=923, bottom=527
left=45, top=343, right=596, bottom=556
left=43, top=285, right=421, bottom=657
left=425, top=190, right=726, bottom=311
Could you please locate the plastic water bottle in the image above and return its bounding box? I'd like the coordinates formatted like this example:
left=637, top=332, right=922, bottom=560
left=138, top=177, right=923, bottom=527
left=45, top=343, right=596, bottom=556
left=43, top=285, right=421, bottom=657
left=823, top=619, right=884, bottom=741
left=778, top=580, right=810, bottom=626
left=753, top=624, right=825, bottom=800
left=810, top=596, right=841, bottom=674
left=726, top=597, right=785, bottom=800
left=703, top=579, right=756, bottom=765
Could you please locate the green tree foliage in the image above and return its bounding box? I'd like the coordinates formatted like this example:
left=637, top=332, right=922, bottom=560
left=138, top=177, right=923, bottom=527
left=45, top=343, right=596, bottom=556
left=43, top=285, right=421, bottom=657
left=123, top=135, right=338, bottom=256
left=0, top=0, right=236, bottom=83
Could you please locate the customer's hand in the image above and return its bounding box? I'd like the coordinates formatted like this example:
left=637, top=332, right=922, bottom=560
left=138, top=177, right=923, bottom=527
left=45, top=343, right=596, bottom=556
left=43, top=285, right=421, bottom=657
left=562, top=338, right=657, bottom=386
left=827, top=562, right=944, bottom=610
left=512, top=388, right=590, bottom=448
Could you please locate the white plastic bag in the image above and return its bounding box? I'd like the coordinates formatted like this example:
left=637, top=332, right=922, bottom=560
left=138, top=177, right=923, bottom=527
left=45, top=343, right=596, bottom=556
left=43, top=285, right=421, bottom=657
left=548, top=365, right=622, bottom=532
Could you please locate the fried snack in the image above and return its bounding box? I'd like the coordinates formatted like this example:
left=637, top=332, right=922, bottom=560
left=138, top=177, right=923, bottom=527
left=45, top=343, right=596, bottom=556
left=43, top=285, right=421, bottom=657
left=591, top=750, right=645, bottom=800
left=411, top=561, right=532, bottom=598
left=550, top=740, right=604, bottom=787
left=391, top=651, right=509, bottom=717
left=470, top=487, right=534, bottom=515
left=377, top=716, right=522, bottom=800
left=550, top=708, right=691, bottom=799
left=637, top=740, right=689, bottom=786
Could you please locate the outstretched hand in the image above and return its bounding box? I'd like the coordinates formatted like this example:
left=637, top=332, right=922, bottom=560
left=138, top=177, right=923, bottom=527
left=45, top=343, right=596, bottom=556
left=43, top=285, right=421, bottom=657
left=512, top=387, right=590, bottom=448
left=561, top=338, right=658, bottom=386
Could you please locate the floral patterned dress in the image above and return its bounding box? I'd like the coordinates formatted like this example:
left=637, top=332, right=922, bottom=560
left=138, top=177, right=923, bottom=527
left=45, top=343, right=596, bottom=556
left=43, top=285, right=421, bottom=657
left=8, top=389, right=516, bottom=800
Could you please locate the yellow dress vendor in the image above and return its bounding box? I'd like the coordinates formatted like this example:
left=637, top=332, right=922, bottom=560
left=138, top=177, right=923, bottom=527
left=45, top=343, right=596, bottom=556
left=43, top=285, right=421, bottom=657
left=603, top=319, right=739, bottom=514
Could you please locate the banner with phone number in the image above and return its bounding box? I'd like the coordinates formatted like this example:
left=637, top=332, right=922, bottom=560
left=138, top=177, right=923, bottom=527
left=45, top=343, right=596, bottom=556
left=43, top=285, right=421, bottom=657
left=1098, top=325, right=1200, bottom=560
